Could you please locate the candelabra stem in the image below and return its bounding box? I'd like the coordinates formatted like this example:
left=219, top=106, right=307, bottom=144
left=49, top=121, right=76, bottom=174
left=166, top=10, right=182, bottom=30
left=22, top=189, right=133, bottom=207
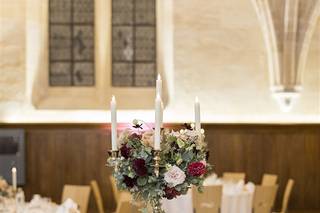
left=153, top=150, right=160, bottom=177
left=108, top=150, right=120, bottom=172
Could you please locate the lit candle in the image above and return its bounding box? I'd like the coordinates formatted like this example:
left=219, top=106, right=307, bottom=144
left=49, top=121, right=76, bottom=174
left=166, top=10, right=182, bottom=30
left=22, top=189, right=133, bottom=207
left=111, top=96, right=118, bottom=151
left=156, top=74, right=164, bottom=128
left=156, top=74, right=162, bottom=98
left=195, top=97, right=201, bottom=133
left=154, top=94, right=162, bottom=150
left=12, top=167, right=17, bottom=191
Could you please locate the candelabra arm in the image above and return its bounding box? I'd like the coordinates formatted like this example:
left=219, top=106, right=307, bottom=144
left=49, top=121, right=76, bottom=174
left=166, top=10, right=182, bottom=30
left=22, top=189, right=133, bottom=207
left=108, top=150, right=120, bottom=172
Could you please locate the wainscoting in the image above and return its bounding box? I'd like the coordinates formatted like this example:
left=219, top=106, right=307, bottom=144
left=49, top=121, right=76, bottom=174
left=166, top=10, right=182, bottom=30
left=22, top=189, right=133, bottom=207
left=0, top=124, right=319, bottom=212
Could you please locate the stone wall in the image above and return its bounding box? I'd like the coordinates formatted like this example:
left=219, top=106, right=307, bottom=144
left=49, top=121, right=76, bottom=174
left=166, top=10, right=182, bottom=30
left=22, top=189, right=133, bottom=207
left=0, top=0, right=319, bottom=123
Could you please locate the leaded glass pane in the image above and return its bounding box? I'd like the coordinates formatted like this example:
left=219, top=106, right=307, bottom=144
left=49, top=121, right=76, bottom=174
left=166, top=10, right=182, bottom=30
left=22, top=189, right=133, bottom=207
left=49, top=0, right=94, bottom=87
left=135, top=26, right=155, bottom=61
left=73, top=25, right=94, bottom=60
left=112, top=0, right=134, bottom=25
left=112, top=63, right=134, bottom=86
left=112, top=0, right=156, bottom=87
left=135, top=0, right=155, bottom=25
left=135, top=63, right=155, bottom=86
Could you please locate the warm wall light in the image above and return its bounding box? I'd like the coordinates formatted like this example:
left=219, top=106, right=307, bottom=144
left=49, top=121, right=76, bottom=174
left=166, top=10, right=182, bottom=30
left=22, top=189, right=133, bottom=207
left=273, top=91, right=300, bottom=112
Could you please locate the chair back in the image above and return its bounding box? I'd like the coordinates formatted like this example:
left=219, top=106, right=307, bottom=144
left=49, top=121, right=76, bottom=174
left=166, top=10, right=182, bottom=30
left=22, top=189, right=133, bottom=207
left=281, top=179, right=294, bottom=213
left=222, top=172, right=245, bottom=182
left=262, top=174, right=278, bottom=186
left=61, top=185, right=91, bottom=213
left=109, top=176, right=120, bottom=206
left=192, top=185, right=222, bottom=213
left=90, top=180, right=105, bottom=213
left=253, top=185, right=278, bottom=213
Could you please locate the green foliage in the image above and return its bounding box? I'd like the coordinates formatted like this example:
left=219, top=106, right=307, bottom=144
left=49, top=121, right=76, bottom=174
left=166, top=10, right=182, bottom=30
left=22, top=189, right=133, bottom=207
left=108, top=127, right=212, bottom=211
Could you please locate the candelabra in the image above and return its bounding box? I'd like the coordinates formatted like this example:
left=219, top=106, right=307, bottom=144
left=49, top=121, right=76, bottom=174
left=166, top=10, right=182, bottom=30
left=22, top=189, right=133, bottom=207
left=153, top=150, right=160, bottom=177
left=108, top=150, right=119, bottom=172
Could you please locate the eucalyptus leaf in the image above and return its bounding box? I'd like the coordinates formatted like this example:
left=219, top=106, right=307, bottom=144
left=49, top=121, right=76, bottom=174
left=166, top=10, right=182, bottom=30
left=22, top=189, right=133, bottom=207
left=137, top=177, right=148, bottom=186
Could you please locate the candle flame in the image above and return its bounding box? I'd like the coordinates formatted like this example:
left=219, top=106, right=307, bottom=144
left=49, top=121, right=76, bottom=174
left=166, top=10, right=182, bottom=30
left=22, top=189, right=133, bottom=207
left=11, top=167, right=16, bottom=173
left=157, top=73, right=161, bottom=80
left=111, top=95, right=116, bottom=102
left=195, top=96, right=199, bottom=102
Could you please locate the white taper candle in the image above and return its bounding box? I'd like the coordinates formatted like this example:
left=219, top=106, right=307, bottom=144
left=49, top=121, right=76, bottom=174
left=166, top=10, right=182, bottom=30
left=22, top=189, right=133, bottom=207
left=195, top=96, right=201, bottom=133
left=111, top=96, right=118, bottom=151
left=156, top=74, right=164, bottom=128
left=154, top=94, right=162, bottom=150
left=12, top=167, right=17, bottom=191
left=156, top=74, right=162, bottom=98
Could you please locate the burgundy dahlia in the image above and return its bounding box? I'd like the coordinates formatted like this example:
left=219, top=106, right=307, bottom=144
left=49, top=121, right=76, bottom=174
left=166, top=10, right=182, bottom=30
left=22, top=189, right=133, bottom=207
left=164, top=187, right=181, bottom=200
left=187, top=162, right=206, bottom=176
left=120, top=144, right=131, bottom=159
left=132, top=158, right=148, bottom=176
left=123, top=175, right=136, bottom=188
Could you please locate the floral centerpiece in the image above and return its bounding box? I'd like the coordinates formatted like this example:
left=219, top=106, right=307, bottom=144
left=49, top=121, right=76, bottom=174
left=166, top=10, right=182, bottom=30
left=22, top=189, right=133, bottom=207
left=0, top=176, right=14, bottom=199
left=108, top=120, right=212, bottom=213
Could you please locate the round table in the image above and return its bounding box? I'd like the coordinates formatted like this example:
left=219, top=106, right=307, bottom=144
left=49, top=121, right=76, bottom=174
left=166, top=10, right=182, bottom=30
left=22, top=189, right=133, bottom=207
left=162, top=180, right=255, bottom=213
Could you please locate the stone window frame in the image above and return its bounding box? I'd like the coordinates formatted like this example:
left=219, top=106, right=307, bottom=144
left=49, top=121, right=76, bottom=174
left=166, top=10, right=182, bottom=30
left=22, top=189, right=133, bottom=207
left=26, top=0, right=173, bottom=109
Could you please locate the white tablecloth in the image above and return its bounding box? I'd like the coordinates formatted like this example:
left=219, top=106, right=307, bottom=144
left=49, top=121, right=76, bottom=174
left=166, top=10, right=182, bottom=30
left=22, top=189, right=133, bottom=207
left=162, top=193, right=193, bottom=213
left=162, top=177, right=255, bottom=213
left=0, top=195, right=79, bottom=213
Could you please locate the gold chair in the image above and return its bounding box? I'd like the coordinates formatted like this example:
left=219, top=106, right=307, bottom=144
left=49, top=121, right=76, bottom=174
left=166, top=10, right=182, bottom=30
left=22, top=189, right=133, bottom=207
left=109, top=176, right=140, bottom=213
left=109, top=176, right=122, bottom=206
left=222, top=172, right=246, bottom=182
left=262, top=174, right=278, bottom=186
left=253, top=185, right=278, bottom=213
left=90, top=180, right=105, bottom=213
left=61, top=184, right=91, bottom=213
left=192, top=185, right=222, bottom=213
left=279, top=179, right=294, bottom=213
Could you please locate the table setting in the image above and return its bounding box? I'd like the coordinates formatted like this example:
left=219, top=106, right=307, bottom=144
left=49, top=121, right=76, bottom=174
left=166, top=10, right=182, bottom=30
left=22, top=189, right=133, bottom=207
left=0, top=176, right=79, bottom=213
left=162, top=174, right=255, bottom=213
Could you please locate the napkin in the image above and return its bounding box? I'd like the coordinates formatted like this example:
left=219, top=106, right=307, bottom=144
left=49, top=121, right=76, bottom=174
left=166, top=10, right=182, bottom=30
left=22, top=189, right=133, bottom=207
left=56, top=198, right=80, bottom=213
left=24, top=195, right=56, bottom=213
left=203, top=174, right=218, bottom=186
left=244, top=182, right=255, bottom=193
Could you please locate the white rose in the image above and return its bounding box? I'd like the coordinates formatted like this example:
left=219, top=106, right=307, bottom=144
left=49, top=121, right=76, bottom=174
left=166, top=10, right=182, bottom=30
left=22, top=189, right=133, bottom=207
left=185, top=130, right=199, bottom=138
left=164, top=165, right=186, bottom=187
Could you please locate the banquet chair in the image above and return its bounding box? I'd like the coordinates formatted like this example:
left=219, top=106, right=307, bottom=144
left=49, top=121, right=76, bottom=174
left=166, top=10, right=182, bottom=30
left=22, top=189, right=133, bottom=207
left=253, top=185, right=278, bottom=213
left=192, top=185, right=222, bottom=213
left=109, top=176, right=140, bottom=213
left=262, top=174, right=278, bottom=186
left=278, top=179, right=294, bottom=213
left=222, top=172, right=246, bottom=182
left=90, top=180, right=105, bottom=213
left=61, top=185, right=91, bottom=213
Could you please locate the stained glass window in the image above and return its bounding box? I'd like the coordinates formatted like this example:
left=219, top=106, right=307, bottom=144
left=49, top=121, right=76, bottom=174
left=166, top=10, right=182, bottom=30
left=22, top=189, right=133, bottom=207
left=49, top=0, right=95, bottom=86
left=112, top=0, right=156, bottom=87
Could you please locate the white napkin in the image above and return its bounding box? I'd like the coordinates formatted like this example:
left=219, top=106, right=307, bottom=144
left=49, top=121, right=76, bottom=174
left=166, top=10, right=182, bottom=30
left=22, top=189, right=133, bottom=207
left=56, top=198, right=79, bottom=213
left=244, top=182, right=255, bottom=193
left=203, top=174, right=218, bottom=186
left=23, top=195, right=56, bottom=213
left=235, top=180, right=245, bottom=193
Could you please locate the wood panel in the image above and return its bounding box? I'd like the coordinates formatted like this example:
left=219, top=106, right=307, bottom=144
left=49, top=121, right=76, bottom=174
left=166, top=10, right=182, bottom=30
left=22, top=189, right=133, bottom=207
left=0, top=124, right=319, bottom=212
left=204, top=125, right=320, bottom=211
